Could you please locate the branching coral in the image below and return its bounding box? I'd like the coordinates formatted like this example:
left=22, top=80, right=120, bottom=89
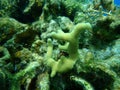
left=45, top=23, right=92, bottom=77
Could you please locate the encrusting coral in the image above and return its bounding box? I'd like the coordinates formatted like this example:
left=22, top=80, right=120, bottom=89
left=45, top=23, right=92, bottom=77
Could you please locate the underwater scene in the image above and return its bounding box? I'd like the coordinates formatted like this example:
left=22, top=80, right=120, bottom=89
left=0, top=0, right=120, bottom=90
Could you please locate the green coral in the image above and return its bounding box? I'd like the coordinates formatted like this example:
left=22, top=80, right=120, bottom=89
left=45, top=23, right=92, bottom=77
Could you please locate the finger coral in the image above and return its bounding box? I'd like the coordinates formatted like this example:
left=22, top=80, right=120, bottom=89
left=45, top=23, right=92, bottom=77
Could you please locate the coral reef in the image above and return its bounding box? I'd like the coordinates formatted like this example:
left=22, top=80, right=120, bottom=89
left=0, top=0, right=120, bottom=90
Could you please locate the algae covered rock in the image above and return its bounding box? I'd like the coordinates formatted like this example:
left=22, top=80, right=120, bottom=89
left=0, top=18, right=26, bottom=44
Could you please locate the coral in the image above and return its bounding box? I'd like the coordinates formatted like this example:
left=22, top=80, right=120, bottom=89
left=23, top=0, right=44, bottom=20
left=0, top=0, right=18, bottom=16
left=101, top=0, right=115, bottom=11
left=75, top=56, right=120, bottom=89
left=45, top=23, right=92, bottom=77
left=0, top=69, right=6, bottom=89
left=0, top=46, right=10, bottom=65
left=0, top=0, right=120, bottom=90
left=0, top=17, right=26, bottom=44
left=61, top=0, right=84, bottom=20
left=1, top=47, right=43, bottom=90
left=36, top=72, right=50, bottom=90
left=14, top=27, right=37, bottom=47
left=39, top=0, right=62, bottom=22
left=92, top=0, right=115, bottom=11
left=9, top=61, right=40, bottom=90
left=70, top=76, right=94, bottom=90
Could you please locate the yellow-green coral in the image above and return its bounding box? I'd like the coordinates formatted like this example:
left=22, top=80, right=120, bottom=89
left=45, top=23, right=92, bottom=77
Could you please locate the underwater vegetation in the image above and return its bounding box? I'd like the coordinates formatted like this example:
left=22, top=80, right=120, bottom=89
left=0, top=0, right=120, bottom=90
